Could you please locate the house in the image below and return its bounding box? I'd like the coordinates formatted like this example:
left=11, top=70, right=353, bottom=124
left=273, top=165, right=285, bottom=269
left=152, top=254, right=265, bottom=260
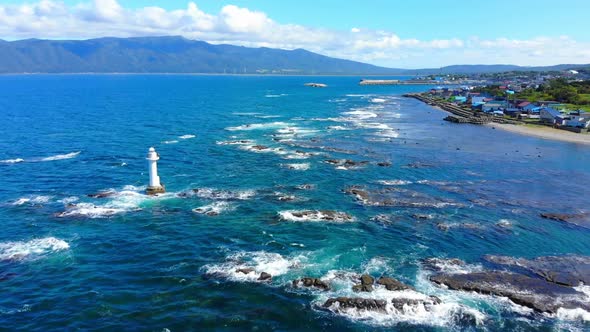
left=504, top=108, right=521, bottom=117
left=540, top=107, right=562, bottom=124
left=482, top=101, right=507, bottom=113
left=471, top=96, right=486, bottom=107
left=564, top=111, right=590, bottom=128
left=453, top=96, right=467, bottom=103
left=517, top=101, right=531, bottom=109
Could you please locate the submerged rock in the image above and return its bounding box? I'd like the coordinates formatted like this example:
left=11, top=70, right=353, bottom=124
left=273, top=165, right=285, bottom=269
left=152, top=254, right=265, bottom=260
left=540, top=212, right=589, bottom=227
left=251, top=145, right=270, bottom=151
left=87, top=191, right=116, bottom=199
left=236, top=268, right=254, bottom=274
left=281, top=210, right=354, bottom=222
left=292, top=277, right=330, bottom=290
left=323, top=297, right=387, bottom=311
left=377, top=162, right=392, bottom=167
left=484, top=255, right=590, bottom=287
left=430, top=271, right=590, bottom=313
left=295, top=184, right=315, bottom=190
left=422, top=258, right=465, bottom=272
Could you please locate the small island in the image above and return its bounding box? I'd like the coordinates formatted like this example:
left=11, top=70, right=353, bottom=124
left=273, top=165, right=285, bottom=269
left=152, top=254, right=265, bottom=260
left=304, top=82, right=327, bottom=88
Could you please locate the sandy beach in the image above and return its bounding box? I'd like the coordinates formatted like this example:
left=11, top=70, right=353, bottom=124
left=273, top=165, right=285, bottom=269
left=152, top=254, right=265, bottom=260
left=488, top=123, right=590, bottom=145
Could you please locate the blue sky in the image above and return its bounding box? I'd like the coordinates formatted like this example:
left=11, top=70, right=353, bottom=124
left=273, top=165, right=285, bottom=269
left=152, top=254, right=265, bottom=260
left=1, top=0, right=589, bottom=67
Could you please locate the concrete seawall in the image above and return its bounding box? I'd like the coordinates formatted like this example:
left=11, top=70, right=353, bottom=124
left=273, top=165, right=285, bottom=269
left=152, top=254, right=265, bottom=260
left=403, top=93, right=521, bottom=125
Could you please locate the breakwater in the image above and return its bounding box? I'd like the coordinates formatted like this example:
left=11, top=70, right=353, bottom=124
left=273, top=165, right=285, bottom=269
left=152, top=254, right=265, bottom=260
left=403, top=93, right=521, bottom=125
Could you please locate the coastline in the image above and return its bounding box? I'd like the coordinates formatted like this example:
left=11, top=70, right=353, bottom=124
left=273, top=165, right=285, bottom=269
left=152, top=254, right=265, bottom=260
left=405, top=93, right=590, bottom=146
left=487, top=123, right=590, bottom=145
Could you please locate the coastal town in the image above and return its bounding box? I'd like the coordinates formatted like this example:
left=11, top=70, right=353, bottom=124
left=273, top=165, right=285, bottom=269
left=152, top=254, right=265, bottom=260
left=403, top=68, right=590, bottom=135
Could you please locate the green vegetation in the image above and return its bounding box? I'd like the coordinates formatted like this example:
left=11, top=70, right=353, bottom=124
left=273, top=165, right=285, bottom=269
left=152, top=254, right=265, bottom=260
left=474, top=79, right=590, bottom=109
left=519, top=79, right=590, bottom=105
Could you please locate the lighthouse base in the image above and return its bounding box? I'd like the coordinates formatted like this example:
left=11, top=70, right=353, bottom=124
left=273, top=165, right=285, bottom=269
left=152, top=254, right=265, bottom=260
left=146, top=185, right=166, bottom=195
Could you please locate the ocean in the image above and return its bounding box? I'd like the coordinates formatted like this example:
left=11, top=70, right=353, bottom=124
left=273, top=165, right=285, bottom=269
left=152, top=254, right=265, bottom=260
left=0, top=75, right=589, bottom=331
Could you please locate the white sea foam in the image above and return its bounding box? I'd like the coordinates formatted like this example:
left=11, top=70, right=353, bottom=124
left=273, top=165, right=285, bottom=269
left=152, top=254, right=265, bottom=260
left=327, top=125, right=351, bottom=130
left=496, top=219, right=513, bottom=228
left=342, top=110, right=378, bottom=119
left=255, top=115, right=281, bottom=119
left=56, top=185, right=170, bottom=218
left=179, top=134, right=196, bottom=139
left=0, top=237, right=69, bottom=261
left=216, top=139, right=255, bottom=145
left=371, top=98, right=387, bottom=103
left=378, top=180, right=413, bottom=186
left=315, top=269, right=485, bottom=328
left=202, top=251, right=305, bottom=282
left=278, top=210, right=354, bottom=223
left=188, top=188, right=256, bottom=201
left=376, top=129, right=399, bottom=138
left=56, top=202, right=128, bottom=218
left=358, top=122, right=391, bottom=130
left=281, top=163, right=310, bottom=171
left=12, top=195, right=52, bottom=206
left=0, top=158, right=24, bottom=164
left=555, top=308, right=590, bottom=322
left=40, top=151, right=80, bottom=161
left=163, top=140, right=179, bottom=144
left=240, top=145, right=288, bottom=155
left=192, top=201, right=233, bottom=216
left=225, top=122, right=292, bottom=131
left=265, top=94, right=288, bottom=98
left=58, top=196, right=79, bottom=205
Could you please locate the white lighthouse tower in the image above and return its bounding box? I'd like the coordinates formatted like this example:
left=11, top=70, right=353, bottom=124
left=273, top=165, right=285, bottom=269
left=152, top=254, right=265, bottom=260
left=146, top=147, right=165, bottom=195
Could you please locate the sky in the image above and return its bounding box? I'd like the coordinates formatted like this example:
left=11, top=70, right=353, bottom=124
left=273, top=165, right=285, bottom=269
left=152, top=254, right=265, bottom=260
left=1, top=0, right=590, bottom=68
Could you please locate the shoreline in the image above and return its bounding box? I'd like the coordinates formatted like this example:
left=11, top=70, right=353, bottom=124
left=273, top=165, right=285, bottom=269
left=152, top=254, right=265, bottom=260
left=487, top=123, right=590, bottom=145
left=405, top=93, right=590, bottom=145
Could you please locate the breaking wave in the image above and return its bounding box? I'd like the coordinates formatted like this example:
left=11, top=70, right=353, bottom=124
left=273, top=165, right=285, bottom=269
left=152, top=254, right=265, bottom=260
left=225, top=122, right=292, bottom=131
left=278, top=210, right=354, bottom=223
left=377, top=180, right=413, bottom=186
left=40, top=151, right=80, bottom=161
left=192, top=201, right=233, bottom=216
left=11, top=195, right=52, bottom=206
left=281, top=163, right=310, bottom=171
left=179, top=134, right=195, bottom=139
left=202, top=251, right=306, bottom=282
left=0, top=237, right=69, bottom=261
left=0, top=158, right=24, bottom=164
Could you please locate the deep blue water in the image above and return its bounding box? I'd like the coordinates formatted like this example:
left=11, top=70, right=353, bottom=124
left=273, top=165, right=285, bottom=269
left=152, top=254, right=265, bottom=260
left=0, top=75, right=589, bottom=331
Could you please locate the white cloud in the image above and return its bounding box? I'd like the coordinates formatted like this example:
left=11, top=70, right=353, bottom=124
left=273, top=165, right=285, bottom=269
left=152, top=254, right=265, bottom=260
left=0, top=0, right=589, bottom=68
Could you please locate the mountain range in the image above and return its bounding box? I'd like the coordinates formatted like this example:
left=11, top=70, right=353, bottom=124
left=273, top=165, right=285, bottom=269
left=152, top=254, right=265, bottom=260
left=0, top=36, right=587, bottom=75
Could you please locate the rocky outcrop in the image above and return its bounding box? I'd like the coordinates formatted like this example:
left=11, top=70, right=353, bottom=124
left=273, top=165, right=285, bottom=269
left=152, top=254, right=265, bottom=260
left=377, top=277, right=414, bottom=291
left=292, top=277, right=330, bottom=290
left=430, top=271, right=590, bottom=313
left=236, top=268, right=254, bottom=274
left=323, top=297, right=387, bottom=311
left=353, top=274, right=374, bottom=292
left=484, top=255, right=590, bottom=287
left=258, top=272, right=272, bottom=281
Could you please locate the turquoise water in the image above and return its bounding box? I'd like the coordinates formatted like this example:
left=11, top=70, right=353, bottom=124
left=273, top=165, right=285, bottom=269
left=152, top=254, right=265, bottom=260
left=0, top=75, right=589, bottom=331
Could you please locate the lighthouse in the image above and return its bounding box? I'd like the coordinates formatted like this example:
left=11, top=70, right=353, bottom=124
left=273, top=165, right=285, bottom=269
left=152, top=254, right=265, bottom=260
left=146, top=147, right=165, bottom=195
